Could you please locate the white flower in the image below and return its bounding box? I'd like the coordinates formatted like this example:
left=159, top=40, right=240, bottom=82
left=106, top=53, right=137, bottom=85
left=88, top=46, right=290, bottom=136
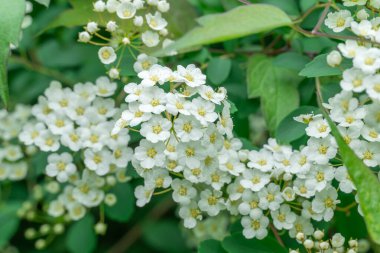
left=84, top=149, right=112, bottom=176
left=312, top=187, right=340, bottom=222
left=93, top=0, right=106, bottom=11
left=305, top=165, right=335, bottom=192
left=198, top=189, right=225, bottom=216
left=35, top=131, right=60, bottom=152
left=364, top=74, right=380, bottom=100
left=179, top=201, right=202, bottom=229
left=238, top=191, right=260, bottom=216
left=138, top=64, right=171, bottom=87
left=174, top=115, right=203, bottom=142
left=190, top=97, right=218, bottom=126
left=135, top=185, right=154, bottom=207
left=116, top=2, right=136, bottom=19
left=140, top=115, right=171, bottom=143
left=343, top=0, right=367, bottom=6
left=240, top=169, right=270, bottom=192
left=165, top=93, right=192, bottom=116
left=335, top=166, right=355, bottom=193
left=98, top=47, right=117, bottom=65
left=171, top=179, right=197, bottom=205
left=341, top=68, right=366, bottom=92
left=353, top=47, right=380, bottom=74
left=133, top=15, right=144, bottom=26
left=241, top=210, right=269, bottom=239
left=3, top=145, right=23, bottom=161
left=157, top=0, right=170, bottom=12
left=351, top=20, right=374, bottom=38
left=324, top=10, right=353, bottom=32
left=139, top=87, right=167, bottom=114
left=120, top=102, right=151, bottom=127
left=133, top=54, right=158, bottom=73
left=142, top=31, right=160, bottom=47
left=258, top=183, right=283, bottom=211
left=177, top=141, right=206, bottom=167
left=247, top=149, right=273, bottom=172
left=350, top=140, right=380, bottom=167
left=271, top=204, right=296, bottom=230
left=176, top=64, right=206, bottom=87
left=338, top=40, right=361, bottom=58
left=305, top=137, right=337, bottom=164
left=46, top=153, right=77, bottom=183
left=146, top=12, right=167, bottom=31
left=95, top=76, right=117, bottom=97
left=134, top=139, right=166, bottom=168
left=289, top=216, right=314, bottom=238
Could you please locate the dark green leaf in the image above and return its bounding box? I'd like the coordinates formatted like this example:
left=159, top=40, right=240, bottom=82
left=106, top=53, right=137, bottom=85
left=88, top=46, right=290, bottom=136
left=276, top=106, right=320, bottom=144
left=143, top=220, right=189, bottom=253
left=0, top=0, right=26, bottom=106
left=222, top=233, right=287, bottom=253
left=105, top=183, right=135, bottom=222
left=155, top=4, right=292, bottom=55
left=247, top=54, right=301, bottom=134
left=207, top=58, right=232, bottom=85
left=198, top=239, right=226, bottom=253
left=0, top=202, right=21, bottom=248
left=66, top=214, right=97, bottom=253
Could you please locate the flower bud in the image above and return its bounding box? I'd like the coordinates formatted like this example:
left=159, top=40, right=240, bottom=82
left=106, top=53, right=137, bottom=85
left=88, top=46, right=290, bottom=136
left=357, top=9, right=369, bottom=20
left=303, top=239, right=314, bottom=249
left=25, top=228, right=37, bottom=239
left=327, top=50, right=342, bottom=67
left=349, top=239, right=358, bottom=248
left=35, top=239, right=46, bottom=250
left=105, top=193, right=117, bottom=206
left=296, top=232, right=305, bottom=242
left=313, top=230, right=324, bottom=240
left=109, top=68, right=120, bottom=79
left=331, top=233, right=345, bottom=248
left=95, top=222, right=107, bottom=235
left=53, top=224, right=65, bottom=235
left=93, top=0, right=106, bottom=12
left=106, top=21, right=118, bottom=32
left=319, top=241, right=329, bottom=250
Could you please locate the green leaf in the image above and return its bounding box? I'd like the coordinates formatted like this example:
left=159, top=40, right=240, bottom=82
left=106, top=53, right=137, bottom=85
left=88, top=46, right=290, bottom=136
left=207, top=58, right=232, bottom=85
left=66, top=214, right=97, bottom=253
left=247, top=54, right=301, bottom=134
left=165, top=0, right=197, bottom=37
left=44, top=0, right=113, bottom=30
left=155, top=4, right=292, bottom=55
left=276, top=106, right=320, bottom=144
left=34, top=0, right=50, bottom=7
left=198, top=239, right=226, bottom=253
left=0, top=0, right=26, bottom=106
left=273, top=52, right=309, bottom=72
left=143, top=220, right=190, bottom=253
left=299, top=53, right=350, bottom=77
left=105, top=183, right=134, bottom=222
left=222, top=233, right=287, bottom=253
left=0, top=202, right=21, bottom=248
left=323, top=108, right=380, bottom=244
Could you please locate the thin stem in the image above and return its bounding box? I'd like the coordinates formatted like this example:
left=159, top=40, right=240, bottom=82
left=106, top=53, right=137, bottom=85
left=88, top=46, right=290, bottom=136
left=336, top=202, right=357, bottom=212
left=269, top=223, right=285, bottom=248
left=311, top=1, right=331, bottom=34
left=10, top=55, right=75, bottom=86
left=237, top=0, right=251, bottom=4
left=153, top=188, right=172, bottom=196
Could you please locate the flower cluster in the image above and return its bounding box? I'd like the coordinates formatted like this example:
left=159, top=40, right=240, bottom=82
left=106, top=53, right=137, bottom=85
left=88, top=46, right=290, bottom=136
left=290, top=230, right=369, bottom=253
left=19, top=77, right=132, bottom=221
left=112, top=60, right=358, bottom=241
left=0, top=105, right=32, bottom=181
left=78, top=0, right=172, bottom=79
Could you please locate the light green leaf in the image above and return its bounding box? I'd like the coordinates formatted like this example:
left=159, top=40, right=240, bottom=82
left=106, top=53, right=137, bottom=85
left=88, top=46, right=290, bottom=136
left=299, top=53, right=350, bottom=77
left=155, top=4, right=292, bottom=55
left=247, top=54, right=301, bottom=134
left=207, top=58, right=232, bottom=85
left=324, top=112, right=380, bottom=244
left=222, top=233, right=287, bottom=253
left=165, top=0, right=197, bottom=37
left=0, top=202, right=21, bottom=248
left=34, top=0, right=50, bottom=7
left=0, top=0, right=26, bottom=106
left=44, top=0, right=114, bottom=30
left=198, top=239, right=226, bottom=253
left=66, top=214, right=97, bottom=253
left=104, top=183, right=134, bottom=222
left=276, top=106, right=320, bottom=144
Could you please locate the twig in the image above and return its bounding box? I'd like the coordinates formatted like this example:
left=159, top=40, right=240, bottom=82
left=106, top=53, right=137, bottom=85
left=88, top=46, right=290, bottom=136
left=312, top=1, right=331, bottom=34
left=269, top=223, right=285, bottom=247
left=237, top=0, right=251, bottom=5
left=9, top=55, right=75, bottom=86
left=107, top=198, right=175, bottom=253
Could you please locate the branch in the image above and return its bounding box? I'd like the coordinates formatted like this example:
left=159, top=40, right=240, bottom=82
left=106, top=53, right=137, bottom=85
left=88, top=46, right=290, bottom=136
left=9, top=55, right=76, bottom=86
left=312, top=1, right=331, bottom=34
left=269, top=223, right=285, bottom=248
left=237, top=0, right=251, bottom=5
left=107, top=198, right=175, bottom=253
